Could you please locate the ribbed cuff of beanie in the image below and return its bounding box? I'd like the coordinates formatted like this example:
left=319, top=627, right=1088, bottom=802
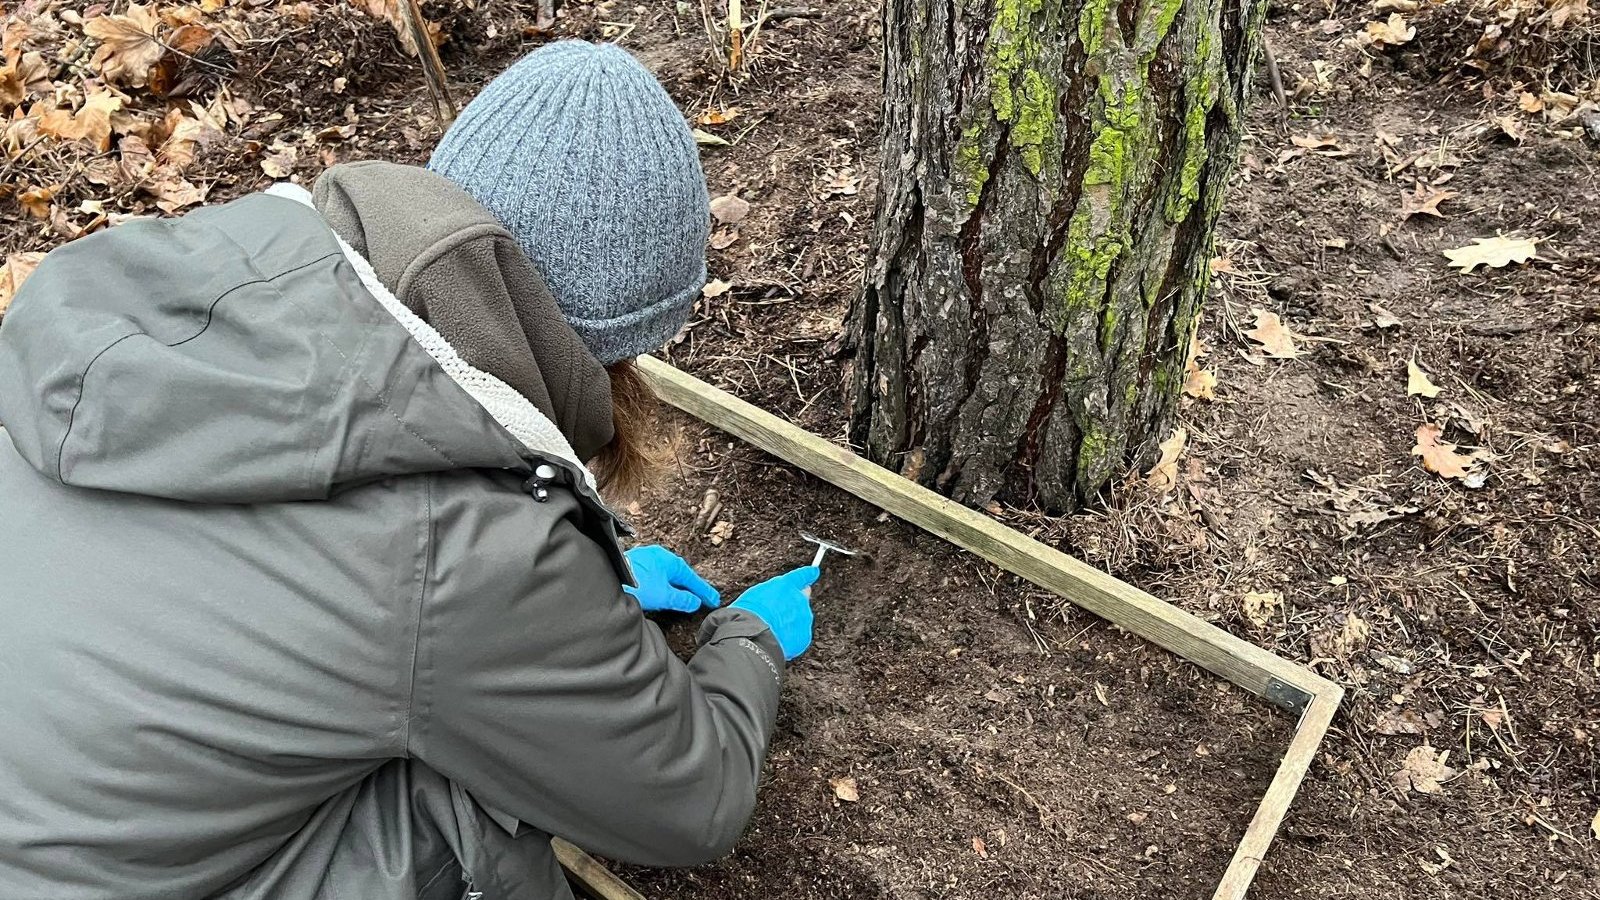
left=565, top=264, right=704, bottom=365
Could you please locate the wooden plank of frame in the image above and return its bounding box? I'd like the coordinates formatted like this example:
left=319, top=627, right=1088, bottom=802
left=626, top=355, right=1343, bottom=900
left=554, top=838, right=646, bottom=900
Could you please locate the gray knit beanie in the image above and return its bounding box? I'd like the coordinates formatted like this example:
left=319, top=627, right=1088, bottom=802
left=427, top=41, right=709, bottom=365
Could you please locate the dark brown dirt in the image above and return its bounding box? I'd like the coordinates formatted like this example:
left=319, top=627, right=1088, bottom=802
left=625, top=457, right=1289, bottom=899
left=3, top=1, right=1596, bottom=898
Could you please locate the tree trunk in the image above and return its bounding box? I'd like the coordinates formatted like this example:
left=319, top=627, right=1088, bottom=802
left=846, top=0, right=1265, bottom=512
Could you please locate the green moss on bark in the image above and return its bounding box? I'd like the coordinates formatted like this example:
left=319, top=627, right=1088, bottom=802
left=955, top=123, right=989, bottom=208
left=988, top=0, right=1055, bottom=176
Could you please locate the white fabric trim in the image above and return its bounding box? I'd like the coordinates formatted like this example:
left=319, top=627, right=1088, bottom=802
left=264, top=183, right=596, bottom=490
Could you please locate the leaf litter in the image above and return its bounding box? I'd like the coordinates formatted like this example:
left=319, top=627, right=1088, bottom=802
left=0, top=252, right=45, bottom=314
left=1398, top=184, right=1456, bottom=221
left=1393, top=745, right=1457, bottom=795
left=1443, top=236, right=1539, bottom=274
left=1244, top=310, right=1303, bottom=359
left=1182, top=334, right=1216, bottom=400
left=1411, top=424, right=1489, bottom=486
left=1145, top=428, right=1187, bottom=492
left=1406, top=360, right=1442, bottom=398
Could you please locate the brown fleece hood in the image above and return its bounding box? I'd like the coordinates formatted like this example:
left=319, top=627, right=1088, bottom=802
left=312, top=160, right=614, bottom=461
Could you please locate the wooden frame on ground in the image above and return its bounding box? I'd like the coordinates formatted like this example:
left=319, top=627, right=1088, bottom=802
left=557, top=356, right=1343, bottom=900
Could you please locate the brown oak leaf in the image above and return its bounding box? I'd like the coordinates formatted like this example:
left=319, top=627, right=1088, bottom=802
left=84, top=4, right=166, bottom=87
left=1411, top=423, right=1478, bottom=480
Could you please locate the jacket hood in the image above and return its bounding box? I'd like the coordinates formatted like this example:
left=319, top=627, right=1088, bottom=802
left=312, top=161, right=616, bottom=462
left=0, top=191, right=584, bottom=504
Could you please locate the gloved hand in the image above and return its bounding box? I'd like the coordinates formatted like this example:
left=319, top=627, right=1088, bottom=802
left=624, top=546, right=721, bottom=613
left=730, top=566, right=820, bottom=661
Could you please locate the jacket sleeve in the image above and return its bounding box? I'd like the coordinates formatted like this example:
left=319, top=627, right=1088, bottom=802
left=410, top=471, right=786, bottom=867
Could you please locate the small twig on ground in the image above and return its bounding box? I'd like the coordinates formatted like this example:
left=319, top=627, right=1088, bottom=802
left=0, top=136, right=49, bottom=185
left=1263, top=39, right=1287, bottom=113
left=991, top=770, right=1054, bottom=829
left=535, top=0, right=557, bottom=32
left=758, top=6, right=823, bottom=25
left=400, top=0, right=456, bottom=127
left=1524, top=810, right=1580, bottom=844
left=728, top=0, right=744, bottom=72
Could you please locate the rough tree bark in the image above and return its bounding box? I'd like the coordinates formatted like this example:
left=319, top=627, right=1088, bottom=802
left=846, top=0, right=1266, bottom=512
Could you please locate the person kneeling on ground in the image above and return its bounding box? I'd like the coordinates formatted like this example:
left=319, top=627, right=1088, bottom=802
left=0, top=41, right=815, bottom=900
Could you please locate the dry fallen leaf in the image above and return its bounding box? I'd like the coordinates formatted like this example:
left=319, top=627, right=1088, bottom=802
left=1286, top=133, right=1353, bottom=159
left=1399, top=184, right=1457, bottom=221
left=829, top=776, right=859, bottom=803
left=971, top=836, right=987, bottom=857
left=1366, top=13, right=1416, bottom=48
left=822, top=168, right=861, bottom=197
left=36, top=90, right=125, bottom=152
left=1443, top=236, right=1538, bottom=274
left=1393, top=745, right=1456, bottom=794
left=17, top=184, right=55, bottom=219
left=697, top=106, right=741, bottom=126
left=1145, top=427, right=1187, bottom=492
left=148, top=23, right=219, bottom=98
left=0, top=63, right=24, bottom=109
left=119, top=134, right=158, bottom=182
left=1290, top=133, right=1340, bottom=150
left=1591, top=808, right=1599, bottom=842
left=261, top=143, right=298, bottom=179
left=1182, top=334, right=1215, bottom=400
left=1368, top=302, right=1402, bottom=329
left=1183, top=360, right=1216, bottom=400
left=0, top=252, right=46, bottom=315
left=83, top=4, right=167, bottom=87
left=709, top=228, right=739, bottom=251
left=1419, top=846, right=1454, bottom=876
left=157, top=110, right=213, bottom=170
left=1552, top=0, right=1588, bottom=28
left=1240, top=590, right=1281, bottom=629
left=1407, top=360, right=1442, bottom=398
left=709, top=193, right=751, bottom=224
left=1244, top=309, right=1303, bottom=359
left=702, top=278, right=732, bottom=299
left=692, top=128, right=730, bottom=147
left=1412, top=423, right=1478, bottom=480
left=1492, top=114, right=1525, bottom=143
left=1375, top=707, right=1439, bottom=736
left=149, top=172, right=208, bottom=214
left=1311, top=611, right=1370, bottom=660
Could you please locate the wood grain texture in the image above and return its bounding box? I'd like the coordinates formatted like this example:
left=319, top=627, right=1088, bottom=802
left=639, top=355, right=1335, bottom=702
left=553, top=838, right=645, bottom=900
left=1212, top=688, right=1343, bottom=900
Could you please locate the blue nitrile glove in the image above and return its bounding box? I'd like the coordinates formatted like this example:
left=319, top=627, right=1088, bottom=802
left=624, top=546, right=721, bottom=613
left=730, top=566, right=820, bottom=661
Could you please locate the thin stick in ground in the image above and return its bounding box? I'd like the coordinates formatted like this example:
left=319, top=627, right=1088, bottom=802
left=400, top=0, right=456, bottom=127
